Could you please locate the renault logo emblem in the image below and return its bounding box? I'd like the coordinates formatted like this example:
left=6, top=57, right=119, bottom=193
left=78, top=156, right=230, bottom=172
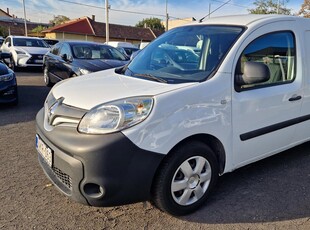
left=47, top=97, right=64, bottom=125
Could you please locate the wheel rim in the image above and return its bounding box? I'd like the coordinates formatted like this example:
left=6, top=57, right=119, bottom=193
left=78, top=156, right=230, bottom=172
left=44, top=67, right=49, bottom=84
left=10, top=58, right=15, bottom=70
left=171, top=156, right=212, bottom=206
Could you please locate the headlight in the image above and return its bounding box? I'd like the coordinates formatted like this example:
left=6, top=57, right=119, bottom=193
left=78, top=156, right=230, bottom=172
left=0, top=73, right=14, bottom=81
left=79, top=68, right=92, bottom=75
left=78, top=97, right=153, bottom=134
left=15, top=49, right=27, bottom=55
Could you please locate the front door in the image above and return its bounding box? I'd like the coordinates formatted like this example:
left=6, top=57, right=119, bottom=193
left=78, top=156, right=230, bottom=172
left=232, top=23, right=303, bottom=168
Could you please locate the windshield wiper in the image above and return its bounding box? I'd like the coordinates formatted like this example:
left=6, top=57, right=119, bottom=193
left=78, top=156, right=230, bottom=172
left=133, top=73, right=167, bottom=83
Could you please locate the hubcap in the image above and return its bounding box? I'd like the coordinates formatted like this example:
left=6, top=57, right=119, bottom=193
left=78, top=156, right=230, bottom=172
left=44, top=68, right=48, bottom=84
left=171, top=156, right=212, bottom=206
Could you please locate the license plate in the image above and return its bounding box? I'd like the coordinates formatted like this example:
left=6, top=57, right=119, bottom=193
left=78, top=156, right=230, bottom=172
left=34, top=60, right=43, bottom=63
left=36, top=134, right=53, bottom=167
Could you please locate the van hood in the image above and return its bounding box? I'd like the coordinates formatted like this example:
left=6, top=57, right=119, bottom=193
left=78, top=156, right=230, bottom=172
left=51, top=69, right=195, bottom=110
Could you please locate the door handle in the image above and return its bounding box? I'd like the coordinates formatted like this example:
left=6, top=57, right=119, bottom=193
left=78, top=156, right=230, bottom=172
left=288, top=95, right=302, bottom=101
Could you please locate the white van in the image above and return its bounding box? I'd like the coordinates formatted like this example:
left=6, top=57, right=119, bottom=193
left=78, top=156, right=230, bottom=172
left=105, top=41, right=139, bottom=57
left=36, top=14, right=310, bottom=216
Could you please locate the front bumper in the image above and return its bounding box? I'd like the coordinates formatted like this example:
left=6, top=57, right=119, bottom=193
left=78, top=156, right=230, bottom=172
left=36, top=108, right=164, bottom=206
left=0, top=78, right=18, bottom=103
left=16, top=54, right=43, bottom=67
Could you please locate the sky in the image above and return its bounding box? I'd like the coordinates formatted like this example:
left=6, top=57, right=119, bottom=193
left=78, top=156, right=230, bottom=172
left=0, top=0, right=305, bottom=26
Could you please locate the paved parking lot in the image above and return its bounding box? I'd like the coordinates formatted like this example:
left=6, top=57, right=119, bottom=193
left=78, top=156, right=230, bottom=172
left=0, top=70, right=309, bottom=229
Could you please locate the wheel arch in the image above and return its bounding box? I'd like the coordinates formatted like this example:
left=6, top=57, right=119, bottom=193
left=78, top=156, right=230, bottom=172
left=155, top=134, right=226, bottom=178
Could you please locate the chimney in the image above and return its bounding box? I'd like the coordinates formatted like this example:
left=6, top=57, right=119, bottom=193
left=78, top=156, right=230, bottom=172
left=92, top=15, right=95, bottom=21
left=7, top=8, right=9, bottom=15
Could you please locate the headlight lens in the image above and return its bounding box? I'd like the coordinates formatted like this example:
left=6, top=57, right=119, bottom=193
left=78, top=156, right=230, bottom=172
left=15, top=49, right=27, bottom=55
left=0, top=73, right=14, bottom=81
left=79, top=68, right=92, bottom=75
left=78, top=97, right=153, bottom=134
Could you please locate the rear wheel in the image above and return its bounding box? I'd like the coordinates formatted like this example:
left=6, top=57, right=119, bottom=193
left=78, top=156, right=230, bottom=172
left=151, top=141, right=219, bottom=216
left=43, top=66, right=53, bottom=87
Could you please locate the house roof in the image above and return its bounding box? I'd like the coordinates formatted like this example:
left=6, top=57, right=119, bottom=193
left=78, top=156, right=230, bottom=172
left=0, top=8, right=12, bottom=18
left=43, top=17, right=94, bottom=35
left=43, top=17, right=164, bottom=41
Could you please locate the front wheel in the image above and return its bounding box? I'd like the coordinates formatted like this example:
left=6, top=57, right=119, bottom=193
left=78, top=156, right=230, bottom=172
left=43, top=66, right=53, bottom=87
left=9, top=57, right=17, bottom=71
left=151, top=141, right=219, bottom=216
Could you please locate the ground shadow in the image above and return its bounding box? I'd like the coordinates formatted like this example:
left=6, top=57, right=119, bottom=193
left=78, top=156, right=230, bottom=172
left=0, top=84, right=50, bottom=126
left=182, top=142, right=310, bottom=223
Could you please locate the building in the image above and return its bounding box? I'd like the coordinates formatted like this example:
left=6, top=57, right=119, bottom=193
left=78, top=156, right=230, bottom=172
left=43, top=16, right=164, bottom=45
left=165, top=17, right=196, bottom=30
left=0, top=8, right=11, bottom=18
left=0, top=8, right=49, bottom=36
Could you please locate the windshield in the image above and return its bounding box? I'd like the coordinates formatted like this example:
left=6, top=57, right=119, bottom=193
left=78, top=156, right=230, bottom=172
left=125, top=25, right=243, bottom=83
left=72, top=44, right=128, bottom=61
left=13, top=38, right=49, bottom=48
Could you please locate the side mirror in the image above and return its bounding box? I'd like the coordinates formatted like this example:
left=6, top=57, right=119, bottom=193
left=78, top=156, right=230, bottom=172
left=236, top=62, right=270, bottom=86
left=61, top=53, right=68, bottom=61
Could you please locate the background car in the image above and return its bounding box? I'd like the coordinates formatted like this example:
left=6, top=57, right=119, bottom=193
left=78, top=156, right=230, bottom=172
left=43, top=41, right=129, bottom=86
left=0, top=36, right=4, bottom=46
left=0, top=52, right=18, bottom=105
left=0, top=36, right=50, bottom=71
left=42, top=38, right=59, bottom=47
left=106, top=41, right=139, bottom=58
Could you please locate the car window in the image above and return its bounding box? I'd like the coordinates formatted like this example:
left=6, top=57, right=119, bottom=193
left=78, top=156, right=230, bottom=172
left=12, top=38, right=49, bottom=48
left=72, top=44, right=127, bottom=61
left=51, top=43, right=62, bottom=55
left=126, top=25, right=243, bottom=83
left=59, top=43, right=72, bottom=60
left=235, top=31, right=296, bottom=90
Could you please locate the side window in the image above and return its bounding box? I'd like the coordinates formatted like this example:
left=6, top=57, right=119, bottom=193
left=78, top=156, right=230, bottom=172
left=59, top=44, right=72, bottom=60
left=51, top=43, right=62, bottom=56
left=235, top=31, right=296, bottom=90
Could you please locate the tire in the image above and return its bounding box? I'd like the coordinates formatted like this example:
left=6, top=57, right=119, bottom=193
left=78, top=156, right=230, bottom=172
left=9, top=57, right=17, bottom=71
left=151, top=141, right=219, bottom=216
left=43, top=66, right=53, bottom=87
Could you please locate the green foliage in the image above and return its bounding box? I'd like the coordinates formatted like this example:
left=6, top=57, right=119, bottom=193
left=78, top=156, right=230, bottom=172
left=248, top=0, right=292, bottom=15
left=0, top=26, right=8, bottom=37
left=135, top=18, right=165, bottom=31
left=49, top=15, right=70, bottom=26
left=31, top=25, right=46, bottom=33
left=298, top=0, right=310, bottom=18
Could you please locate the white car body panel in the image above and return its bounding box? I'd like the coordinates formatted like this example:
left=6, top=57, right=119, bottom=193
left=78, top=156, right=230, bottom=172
left=53, top=68, right=195, bottom=110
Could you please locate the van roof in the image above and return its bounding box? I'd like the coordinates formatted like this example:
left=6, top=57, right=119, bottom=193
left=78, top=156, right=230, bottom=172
left=188, top=14, right=307, bottom=27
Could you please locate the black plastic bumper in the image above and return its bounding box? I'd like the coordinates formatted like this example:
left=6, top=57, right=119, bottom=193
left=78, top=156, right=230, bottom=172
left=36, top=108, right=165, bottom=206
left=0, top=79, right=17, bottom=103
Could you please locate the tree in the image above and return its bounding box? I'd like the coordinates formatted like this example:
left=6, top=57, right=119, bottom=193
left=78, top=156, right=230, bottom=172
left=298, top=0, right=310, bottom=18
left=0, top=26, right=8, bottom=37
left=31, top=25, right=46, bottom=33
left=135, top=18, right=165, bottom=31
left=248, top=0, right=292, bottom=15
left=49, top=15, right=70, bottom=26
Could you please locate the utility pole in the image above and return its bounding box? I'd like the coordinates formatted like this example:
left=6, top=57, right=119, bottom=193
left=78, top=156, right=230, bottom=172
left=165, top=0, right=168, bottom=31
left=209, top=3, right=211, bottom=18
left=23, top=0, right=28, bottom=36
left=277, top=0, right=280, bottom=14
left=105, top=0, right=109, bottom=43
